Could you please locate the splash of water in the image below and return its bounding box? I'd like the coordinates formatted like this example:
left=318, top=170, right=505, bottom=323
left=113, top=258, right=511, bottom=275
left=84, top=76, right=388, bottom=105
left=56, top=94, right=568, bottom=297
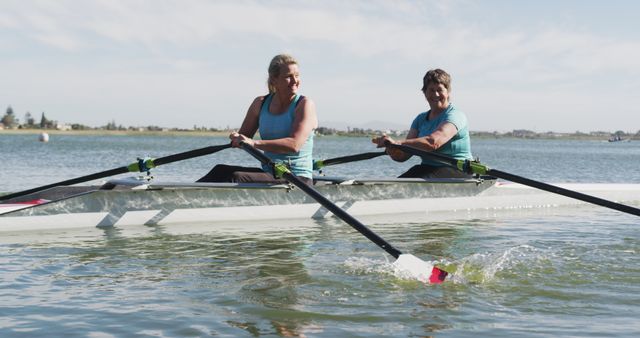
left=450, top=244, right=548, bottom=284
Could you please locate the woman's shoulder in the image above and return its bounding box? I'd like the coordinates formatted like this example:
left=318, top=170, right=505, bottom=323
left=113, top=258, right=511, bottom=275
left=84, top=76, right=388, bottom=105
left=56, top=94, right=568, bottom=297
left=446, top=104, right=465, bottom=116
left=256, top=94, right=271, bottom=103
left=250, top=94, right=269, bottom=105
left=442, top=104, right=467, bottom=120
left=444, top=104, right=468, bottom=127
left=410, top=111, right=428, bottom=129
left=251, top=94, right=272, bottom=109
left=295, top=94, right=315, bottom=110
left=247, top=95, right=271, bottom=118
left=294, top=95, right=317, bottom=126
left=412, top=111, right=428, bottom=122
left=297, top=94, right=313, bottom=104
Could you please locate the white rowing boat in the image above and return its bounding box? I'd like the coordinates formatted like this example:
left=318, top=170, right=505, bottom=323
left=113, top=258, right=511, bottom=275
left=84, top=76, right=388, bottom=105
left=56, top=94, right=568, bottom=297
left=2, top=175, right=639, bottom=232
left=0, top=176, right=495, bottom=231
left=5, top=144, right=637, bottom=285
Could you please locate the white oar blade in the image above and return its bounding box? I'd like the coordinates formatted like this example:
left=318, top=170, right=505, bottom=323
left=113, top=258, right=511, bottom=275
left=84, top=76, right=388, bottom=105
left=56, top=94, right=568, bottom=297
left=394, top=254, right=448, bottom=284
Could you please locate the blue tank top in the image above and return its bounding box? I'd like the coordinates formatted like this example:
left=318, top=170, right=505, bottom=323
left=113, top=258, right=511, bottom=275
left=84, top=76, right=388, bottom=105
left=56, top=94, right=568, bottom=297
left=259, top=93, right=314, bottom=178
left=409, top=104, right=472, bottom=166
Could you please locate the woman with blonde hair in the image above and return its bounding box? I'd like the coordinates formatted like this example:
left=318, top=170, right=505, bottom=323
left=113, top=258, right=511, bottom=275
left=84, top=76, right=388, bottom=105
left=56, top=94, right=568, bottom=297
left=198, top=54, right=318, bottom=184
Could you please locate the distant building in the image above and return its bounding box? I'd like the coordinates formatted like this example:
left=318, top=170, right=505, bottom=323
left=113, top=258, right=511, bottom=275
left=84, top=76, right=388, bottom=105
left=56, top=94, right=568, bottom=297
left=56, top=123, right=72, bottom=131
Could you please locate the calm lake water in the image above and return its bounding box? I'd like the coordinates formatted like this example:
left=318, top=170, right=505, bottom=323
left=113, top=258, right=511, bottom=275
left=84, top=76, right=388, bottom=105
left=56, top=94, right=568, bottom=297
left=1, top=133, right=639, bottom=337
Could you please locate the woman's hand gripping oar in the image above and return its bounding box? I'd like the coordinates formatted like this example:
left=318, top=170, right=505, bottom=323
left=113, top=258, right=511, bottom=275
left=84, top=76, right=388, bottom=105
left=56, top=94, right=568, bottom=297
left=1, top=143, right=232, bottom=202
left=240, top=141, right=448, bottom=284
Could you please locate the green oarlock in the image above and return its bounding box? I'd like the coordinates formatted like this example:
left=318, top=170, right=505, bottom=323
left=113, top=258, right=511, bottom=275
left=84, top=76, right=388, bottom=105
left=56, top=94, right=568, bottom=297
left=468, top=161, right=489, bottom=175
left=126, top=162, right=139, bottom=172
left=126, top=158, right=157, bottom=173
left=144, top=158, right=157, bottom=170
left=456, top=160, right=489, bottom=175
left=273, top=162, right=291, bottom=178
left=313, top=160, right=325, bottom=171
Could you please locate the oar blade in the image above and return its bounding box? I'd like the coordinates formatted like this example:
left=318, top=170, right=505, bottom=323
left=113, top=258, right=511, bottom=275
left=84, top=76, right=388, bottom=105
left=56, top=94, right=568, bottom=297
left=394, top=254, right=448, bottom=284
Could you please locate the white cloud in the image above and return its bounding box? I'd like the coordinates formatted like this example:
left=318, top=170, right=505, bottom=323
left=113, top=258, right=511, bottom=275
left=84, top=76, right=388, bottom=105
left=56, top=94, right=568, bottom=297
left=5, top=1, right=640, bottom=75
left=1, top=0, right=640, bottom=132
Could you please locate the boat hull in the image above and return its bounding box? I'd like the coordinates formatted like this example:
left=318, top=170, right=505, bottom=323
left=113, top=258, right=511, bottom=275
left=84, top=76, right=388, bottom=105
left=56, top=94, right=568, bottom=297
left=2, top=177, right=639, bottom=233
left=1, top=177, right=496, bottom=231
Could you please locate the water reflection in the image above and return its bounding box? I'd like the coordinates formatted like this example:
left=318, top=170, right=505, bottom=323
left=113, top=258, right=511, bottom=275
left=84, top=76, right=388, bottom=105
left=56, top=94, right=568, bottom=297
left=2, top=215, right=465, bottom=336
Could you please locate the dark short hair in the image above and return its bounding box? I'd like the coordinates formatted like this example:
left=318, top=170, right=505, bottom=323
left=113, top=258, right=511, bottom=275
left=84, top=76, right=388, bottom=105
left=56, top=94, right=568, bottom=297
left=421, top=69, right=451, bottom=92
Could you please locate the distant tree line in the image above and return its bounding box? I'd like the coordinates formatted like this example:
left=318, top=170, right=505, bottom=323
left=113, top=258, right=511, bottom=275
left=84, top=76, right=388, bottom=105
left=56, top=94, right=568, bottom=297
left=0, top=105, right=227, bottom=132
left=0, top=106, right=58, bottom=129
left=471, top=129, right=640, bottom=140
left=316, top=126, right=406, bottom=137
left=2, top=105, right=639, bottom=139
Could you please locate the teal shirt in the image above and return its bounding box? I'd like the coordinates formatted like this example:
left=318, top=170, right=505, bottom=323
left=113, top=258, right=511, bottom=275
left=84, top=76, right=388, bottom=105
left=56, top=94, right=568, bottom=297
left=409, top=104, right=472, bottom=166
left=259, top=94, right=314, bottom=178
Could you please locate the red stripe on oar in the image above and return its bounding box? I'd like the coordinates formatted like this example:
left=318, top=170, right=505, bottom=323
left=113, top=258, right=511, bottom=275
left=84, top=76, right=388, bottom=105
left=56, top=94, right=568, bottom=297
left=1, top=199, right=48, bottom=207
left=429, top=266, right=448, bottom=284
left=14, top=199, right=48, bottom=205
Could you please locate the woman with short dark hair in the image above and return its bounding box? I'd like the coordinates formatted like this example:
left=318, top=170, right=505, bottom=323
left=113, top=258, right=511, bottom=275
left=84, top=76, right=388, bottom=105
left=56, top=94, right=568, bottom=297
left=372, top=68, right=473, bottom=178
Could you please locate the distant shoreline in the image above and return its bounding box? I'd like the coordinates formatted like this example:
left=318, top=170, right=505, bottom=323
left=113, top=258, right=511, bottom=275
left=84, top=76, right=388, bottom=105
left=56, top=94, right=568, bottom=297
left=0, top=129, right=230, bottom=137
left=0, top=128, right=636, bottom=141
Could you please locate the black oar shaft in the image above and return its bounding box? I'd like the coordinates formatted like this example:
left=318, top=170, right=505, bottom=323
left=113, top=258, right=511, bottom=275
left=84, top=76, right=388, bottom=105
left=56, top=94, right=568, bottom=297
left=387, top=143, right=456, bottom=167
left=152, top=144, right=231, bottom=166
left=286, top=172, right=402, bottom=258
left=242, top=143, right=402, bottom=258
left=1, top=143, right=232, bottom=202
left=320, top=151, right=387, bottom=167
left=489, top=169, right=640, bottom=217
left=387, top=142, right=640, bottom=217
left=0, top=167, right=128, bottom=201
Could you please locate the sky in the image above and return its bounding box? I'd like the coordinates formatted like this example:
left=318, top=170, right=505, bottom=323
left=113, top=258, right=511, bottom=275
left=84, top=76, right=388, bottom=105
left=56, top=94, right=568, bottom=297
left=1, top=0, right=640, bottom=133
